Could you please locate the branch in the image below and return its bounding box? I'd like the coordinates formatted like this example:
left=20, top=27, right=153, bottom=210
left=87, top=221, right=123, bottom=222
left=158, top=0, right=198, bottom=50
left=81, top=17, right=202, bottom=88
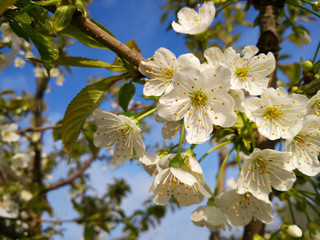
left=243, top=1, right=284, bottom=239
left=70, top=16, right=145, bottom=68
left=42, top=156, right=95, bottom=193
left=15, top=123, right=62, bottom=134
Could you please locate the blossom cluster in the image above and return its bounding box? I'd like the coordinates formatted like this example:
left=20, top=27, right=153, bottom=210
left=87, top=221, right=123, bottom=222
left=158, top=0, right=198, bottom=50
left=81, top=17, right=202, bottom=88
left=90, top=1, right=320, bottom=235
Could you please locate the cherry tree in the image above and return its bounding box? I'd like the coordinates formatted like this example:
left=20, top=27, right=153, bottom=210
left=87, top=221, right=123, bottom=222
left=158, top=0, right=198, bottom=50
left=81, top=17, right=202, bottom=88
left=1, top=0, right=320, bottom=239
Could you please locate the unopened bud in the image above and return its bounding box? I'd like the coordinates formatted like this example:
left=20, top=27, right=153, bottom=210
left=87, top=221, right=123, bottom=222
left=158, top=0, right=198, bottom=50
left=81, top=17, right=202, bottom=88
left=283, top=225, right=303, bottom=238
left=302, top=60, right=313, bottom=72
left=291, top=86, right=299, bottom=93
left=297, top=30, right=311, bottom=45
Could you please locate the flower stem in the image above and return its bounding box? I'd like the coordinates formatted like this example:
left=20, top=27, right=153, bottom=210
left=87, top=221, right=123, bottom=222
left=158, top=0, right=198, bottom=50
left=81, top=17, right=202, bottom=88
left=216, top=0, right=239, bottom=15
left=287, top=0, right=320, bottom=18
left=176, top=119, right=185, bottom=156
left=287, top=198, right=296, bottom=224
left=198, top=140, right=232, bottom=163
left=214, top=147, right=234, bottom=195
left=190, top=144, right=197, bottom=150
left=135, top=107, right=157, bottom=122
left=236, top=144, right=242, bottom=170
left=166, top=143, right=179, bottom=153
left=313, top=40, right=320, bottom=63
left=240, top=112, right=256, bottom=150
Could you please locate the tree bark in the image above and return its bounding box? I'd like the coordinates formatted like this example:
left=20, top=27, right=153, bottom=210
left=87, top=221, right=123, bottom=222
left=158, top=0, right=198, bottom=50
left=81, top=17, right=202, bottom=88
left=242, top=1, right=284, bottom=239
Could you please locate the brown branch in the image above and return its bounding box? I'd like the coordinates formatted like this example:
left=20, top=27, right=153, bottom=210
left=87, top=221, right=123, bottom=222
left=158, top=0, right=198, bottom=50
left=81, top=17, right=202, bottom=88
left=70, top=16, right=145, bottom=68
left=15, top=124, right=62, bottom=134
left=42, top=156, right=95, bottom=193
left=242, top=1, right=284, bottom=239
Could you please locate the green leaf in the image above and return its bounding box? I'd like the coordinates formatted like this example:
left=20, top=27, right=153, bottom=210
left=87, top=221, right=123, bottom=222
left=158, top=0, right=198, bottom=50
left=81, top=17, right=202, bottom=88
left=0, top=0, right=17, bottom=15
left=118, top=82, right=135, bottom=111
left=28, top=56, right=126, bottom=71
left=52, top=120, right=63, bottom=141
left=59, top=25, right=109, bottom=49
left=278, top=63, right=301, bottom=86
left=84, top=226, right=94, bottom=240
left=9, top=20, right=29, bottom=42
left=31, top=0, right=61, bottom=6
left=29, top=32, right=58, bottom=71
left=74, top=0, right=86, bottom=17
left=62, top=75, right=123, bottom=159
left=29, top=33, right=58, bottom=61
left=53, top=5, right=75, bottom=31
left=253, top=234, right=265, bottom=240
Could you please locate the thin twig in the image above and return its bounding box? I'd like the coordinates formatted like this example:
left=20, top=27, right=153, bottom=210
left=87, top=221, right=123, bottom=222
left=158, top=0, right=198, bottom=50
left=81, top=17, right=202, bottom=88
left=42, top=156, right=95, bottom=193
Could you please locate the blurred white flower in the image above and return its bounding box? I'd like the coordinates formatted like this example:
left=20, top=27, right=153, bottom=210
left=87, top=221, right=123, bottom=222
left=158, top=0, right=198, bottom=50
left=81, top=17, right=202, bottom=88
left=0, top=123, right=20, bottom=142
left=14, top=57, right=25, bottom=68
left=11, top=152, right=31, bottom=171
left=20, top=190, right=33, bottom=202
left=172, top=2, right=215, bottom=35
left=191, top=205, right=230, bottom=231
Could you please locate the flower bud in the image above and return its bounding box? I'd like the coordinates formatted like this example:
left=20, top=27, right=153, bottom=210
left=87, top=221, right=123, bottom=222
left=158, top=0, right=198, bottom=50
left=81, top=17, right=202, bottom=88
left=297, top=30, right=311, bottom=45
left=291, top=86, right=299, bottom=93
left=285, top=225, right=303, bottom=238
left=302, top=60, right=313, bottom=72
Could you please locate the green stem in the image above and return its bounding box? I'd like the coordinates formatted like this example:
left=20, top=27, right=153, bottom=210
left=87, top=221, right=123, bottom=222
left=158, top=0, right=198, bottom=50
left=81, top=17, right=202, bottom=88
left=214, top=147, right=234, bottom=195
left=198, top=140, right=232, bottom=163
left=313, top=40, right=320, bottom=63
left=240, top=112, right=256, bottom=149
left=269, top=230, right=282, bottom=240
left=216, top=0, right=239, bottom=15
left=287, top=0, right=320, bottom=18
left=297, top=189, right=318, bottom=197
left=166, top=143, right=179, bottom=153
left=287, top=198, right=296, bottom=224
left=134, top=108, right=157, bottom=122
left=236, top=144, right=242, bottom=170
left=202, top=39, right=208, bottom=50
left=300, top=0, right=314, bottom=5
left=190, top=144, right=197, bottom=150
left=176, top=119, right=185, bottom=156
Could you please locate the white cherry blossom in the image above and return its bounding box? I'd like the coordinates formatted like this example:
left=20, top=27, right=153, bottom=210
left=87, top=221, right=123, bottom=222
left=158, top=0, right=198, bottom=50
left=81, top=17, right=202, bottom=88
left=228, top=89, right=245, bottom=112
left=215, top=189, right=273, bottom=226
left=237, top=148, right=296, bottom=201
left=285, top=115, right=320, bottom=176
left=171, top=2, right=215, bottom=35
left=306, top=89, right=320, bottom=116
left=244, top=87, right=308, bottom=140
left=191, top=205, right=230, bottom=231
left=139, top=47, right=200, bottom=96
left=93, top=108, right=145, bottom=165
left=0, top=123, right=20, bottom=142
left=139, top=154, right=161, bottom=176
left=11, top=152, right=32, bottom=171
left=154, top=114, right=184, bottom=141
left=157, top=66, right=237, bottom=144
left=149, top=153, right=212, bottom=206
left=204, top=46, right=276, bottom=95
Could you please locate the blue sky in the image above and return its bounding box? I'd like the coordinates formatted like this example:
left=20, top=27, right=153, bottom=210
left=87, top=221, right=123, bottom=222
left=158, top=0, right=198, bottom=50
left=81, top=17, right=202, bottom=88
left=1, top=0, right=320, bottom=239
